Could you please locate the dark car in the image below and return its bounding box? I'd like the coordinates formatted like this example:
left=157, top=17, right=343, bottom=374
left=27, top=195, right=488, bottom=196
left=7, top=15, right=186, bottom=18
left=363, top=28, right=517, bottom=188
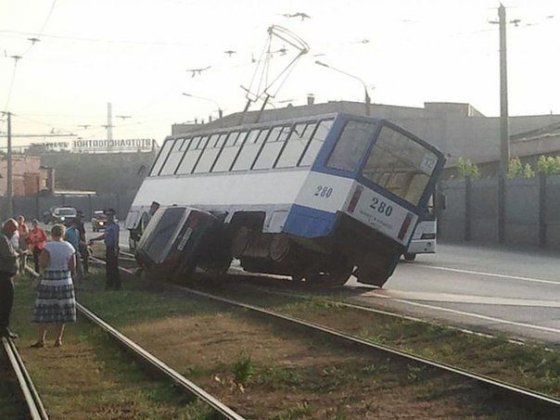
left=91, top=210, right=108, bottom=232
left=43, top=206, right=77, bottom=224
left=135, top=206, right=222, bottom=282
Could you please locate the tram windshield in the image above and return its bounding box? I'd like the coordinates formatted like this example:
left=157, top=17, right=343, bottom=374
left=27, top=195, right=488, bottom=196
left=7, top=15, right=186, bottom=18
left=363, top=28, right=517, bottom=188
left=362, top=126, right=437, bottom=206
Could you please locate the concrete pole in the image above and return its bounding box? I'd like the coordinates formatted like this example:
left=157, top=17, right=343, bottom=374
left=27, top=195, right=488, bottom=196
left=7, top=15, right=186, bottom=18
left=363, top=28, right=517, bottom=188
left=6, top=112, right=13, bottom=217
left=497, top=3, right=509, bottom=244
left=498, top=3, right=510, bottom=175
left=107, top=102, right=113, bottom=140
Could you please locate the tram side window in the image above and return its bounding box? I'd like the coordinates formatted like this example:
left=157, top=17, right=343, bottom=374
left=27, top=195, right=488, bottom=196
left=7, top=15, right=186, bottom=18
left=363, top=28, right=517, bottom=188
left=160, top=138, right=187, bottom=176
left=275, top=122, right=317, bottom=168
left=232, top=129, right=269, bottom=171
left=176, top=136, right=206, bottom=174
left=299, top=119, right=334, bottom=167
left=213, top=131, right=247, bottom=172
left=326, top=120, right=376, bottom=172
left=253, top=126, right=289, bottom=170
left=362, top=126, right=437, bottom=205
left=193, top=133, right=225, bottom=174
left=150, top=139, right=175, bottom=176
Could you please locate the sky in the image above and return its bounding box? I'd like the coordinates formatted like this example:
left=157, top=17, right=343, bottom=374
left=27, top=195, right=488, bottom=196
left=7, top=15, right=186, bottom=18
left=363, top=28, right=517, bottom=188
left=1, top=0, right=560, bottom=148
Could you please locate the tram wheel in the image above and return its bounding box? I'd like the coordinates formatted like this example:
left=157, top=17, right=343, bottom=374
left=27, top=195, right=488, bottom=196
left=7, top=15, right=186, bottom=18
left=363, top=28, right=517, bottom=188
left=299, top=264, right=352, bottom=288
left=205, top=256, right=233, bottom=278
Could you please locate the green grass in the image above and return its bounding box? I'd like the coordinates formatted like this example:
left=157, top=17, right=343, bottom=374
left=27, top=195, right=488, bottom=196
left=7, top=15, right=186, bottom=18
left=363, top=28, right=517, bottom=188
left=259, top=293, right=560, bottom=398
left=9, top=272, right=216, bottom=418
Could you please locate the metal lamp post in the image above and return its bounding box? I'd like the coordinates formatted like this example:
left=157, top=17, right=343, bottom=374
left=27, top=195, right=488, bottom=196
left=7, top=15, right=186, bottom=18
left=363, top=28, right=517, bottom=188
left=182, top=93, right=223, bottom=119
left=315, top=61, right=371, bottom=115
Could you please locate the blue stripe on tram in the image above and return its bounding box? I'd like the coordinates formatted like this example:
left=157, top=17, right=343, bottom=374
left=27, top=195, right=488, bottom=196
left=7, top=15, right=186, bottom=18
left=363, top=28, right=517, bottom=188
left=283, top=204, right=337, bottom=238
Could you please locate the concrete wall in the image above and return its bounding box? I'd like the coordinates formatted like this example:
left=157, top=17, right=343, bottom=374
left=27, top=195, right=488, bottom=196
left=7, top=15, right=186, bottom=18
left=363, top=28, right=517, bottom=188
left=439, top=175, right=560, bottom=248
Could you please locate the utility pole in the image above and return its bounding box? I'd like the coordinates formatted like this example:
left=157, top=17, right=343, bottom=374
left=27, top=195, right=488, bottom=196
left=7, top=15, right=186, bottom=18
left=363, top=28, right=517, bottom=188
left=107, top=102, right=113, bottom=141
left=498, top=3, right=510, bottom=244
left=499, top=3, right=510, bottom=175
left=1, top=111, right=13, bottom=217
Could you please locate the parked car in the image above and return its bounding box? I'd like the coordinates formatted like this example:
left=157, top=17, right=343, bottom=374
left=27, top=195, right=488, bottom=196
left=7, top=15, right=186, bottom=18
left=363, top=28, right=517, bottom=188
left=43, top=206, right=77, bottom=224
left=91, top=210, right=108, bottom=232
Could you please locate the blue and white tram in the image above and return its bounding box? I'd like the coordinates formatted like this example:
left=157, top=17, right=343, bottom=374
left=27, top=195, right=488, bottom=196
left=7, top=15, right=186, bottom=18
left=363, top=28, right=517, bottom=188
left=126, top=112, right=445, bottom=287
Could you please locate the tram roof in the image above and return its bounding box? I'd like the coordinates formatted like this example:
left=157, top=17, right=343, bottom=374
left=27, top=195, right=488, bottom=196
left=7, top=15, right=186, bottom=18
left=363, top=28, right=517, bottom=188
left=166, top=112, right=387, bottom=140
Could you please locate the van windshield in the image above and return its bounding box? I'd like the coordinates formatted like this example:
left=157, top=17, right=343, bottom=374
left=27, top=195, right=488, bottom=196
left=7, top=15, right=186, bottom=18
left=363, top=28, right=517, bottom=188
left=141, top=207, right=185, bottom=263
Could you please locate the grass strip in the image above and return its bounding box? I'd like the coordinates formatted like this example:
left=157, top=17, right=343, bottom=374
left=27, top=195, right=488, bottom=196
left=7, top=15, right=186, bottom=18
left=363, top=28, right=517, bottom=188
left=10, top=271, right=215, bottom=419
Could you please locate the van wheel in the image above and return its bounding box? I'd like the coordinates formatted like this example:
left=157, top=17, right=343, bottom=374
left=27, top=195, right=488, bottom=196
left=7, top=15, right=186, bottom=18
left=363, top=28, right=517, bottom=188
left=404, top=253, right=416, bottom=261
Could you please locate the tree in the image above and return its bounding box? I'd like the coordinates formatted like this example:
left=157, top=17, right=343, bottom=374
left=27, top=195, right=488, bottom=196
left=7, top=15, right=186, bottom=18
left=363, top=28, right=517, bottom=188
left=507, top=157, right=535, bottom=179
left=457, top=157, right=480, bottom=179
left=537, top=155, right=560, bottom=175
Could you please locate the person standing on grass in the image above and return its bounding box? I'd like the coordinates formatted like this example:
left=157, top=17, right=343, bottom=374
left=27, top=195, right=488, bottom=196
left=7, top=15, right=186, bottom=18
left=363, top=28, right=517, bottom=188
left=31, top=224, right=76, bottom=348
left=16, top=215, right=29, bottom=274
left=64, top=218, right=84, bottom=283
left=89, top=208, right=121, bottom=290
left=27, top=219, right=47, bottom=274
left=75, top=210, right=89, bottom=274
left=0, top=219, right=19, bottom=339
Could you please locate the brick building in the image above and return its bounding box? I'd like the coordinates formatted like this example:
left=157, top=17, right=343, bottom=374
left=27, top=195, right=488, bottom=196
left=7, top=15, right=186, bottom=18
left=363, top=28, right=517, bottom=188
left=0, top=154, right=53, bottom=196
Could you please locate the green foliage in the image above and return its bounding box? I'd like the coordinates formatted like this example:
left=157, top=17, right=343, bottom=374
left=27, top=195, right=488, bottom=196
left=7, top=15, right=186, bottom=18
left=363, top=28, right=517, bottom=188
left=274, top=401, right=314, bottom=419
left=507, top=157, right=535, bottom=179
left=457, top=157, right=480, bottom=179
left=522, top=163, right=535, bottom=179
left=507, top=157, right=522, bottom=179
left=537, top=155, right=560, bottom=175
left=232, top=351, right=256, bottom=384
left=406, top=364, right=426, bottom=383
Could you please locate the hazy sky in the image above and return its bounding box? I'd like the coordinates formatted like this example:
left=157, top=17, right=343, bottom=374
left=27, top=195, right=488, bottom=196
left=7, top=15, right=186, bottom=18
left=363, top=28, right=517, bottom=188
left=1, top=0, right=559, bottom=147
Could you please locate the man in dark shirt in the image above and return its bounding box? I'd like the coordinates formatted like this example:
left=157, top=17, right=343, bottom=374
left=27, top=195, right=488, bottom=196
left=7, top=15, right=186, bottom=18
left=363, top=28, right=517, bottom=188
left=0, top=219, right=20, bottom=338
left=89, top=209, right=120, bottom=290
left=75, top=210, right=89, bottom=273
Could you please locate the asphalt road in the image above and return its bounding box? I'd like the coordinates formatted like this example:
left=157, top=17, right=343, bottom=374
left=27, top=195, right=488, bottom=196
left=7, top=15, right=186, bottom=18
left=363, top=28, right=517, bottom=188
left=351, top=243, right=560, bottom=345
left=81, top=220, right=560, bottom=345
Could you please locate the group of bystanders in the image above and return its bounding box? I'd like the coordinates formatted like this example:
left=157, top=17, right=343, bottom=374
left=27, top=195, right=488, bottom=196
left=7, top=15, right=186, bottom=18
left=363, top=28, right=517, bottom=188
left=0, top=209, right=121, bottom=348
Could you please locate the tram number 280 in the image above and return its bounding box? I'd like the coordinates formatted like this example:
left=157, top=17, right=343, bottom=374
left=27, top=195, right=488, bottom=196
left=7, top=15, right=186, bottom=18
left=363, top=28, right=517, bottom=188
left=314, top=185, right=333, bottom=198
left=370, top=197, right=393, bottom=217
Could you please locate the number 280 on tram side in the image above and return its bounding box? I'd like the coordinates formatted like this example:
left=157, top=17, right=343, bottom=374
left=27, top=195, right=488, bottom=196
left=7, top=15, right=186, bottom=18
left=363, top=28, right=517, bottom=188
left=126, top=112, right=446, bottom=287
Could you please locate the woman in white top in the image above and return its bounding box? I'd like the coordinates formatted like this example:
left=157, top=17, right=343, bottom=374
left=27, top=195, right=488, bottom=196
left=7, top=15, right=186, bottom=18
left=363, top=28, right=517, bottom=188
left=31, top=224, right=76, bottom=348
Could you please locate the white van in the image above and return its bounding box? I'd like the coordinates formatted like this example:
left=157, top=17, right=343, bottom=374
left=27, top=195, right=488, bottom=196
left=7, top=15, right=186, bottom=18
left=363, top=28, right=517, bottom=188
left=404, top=217, right=436, bottom=261
left=403, top=192, right=444, bottom=261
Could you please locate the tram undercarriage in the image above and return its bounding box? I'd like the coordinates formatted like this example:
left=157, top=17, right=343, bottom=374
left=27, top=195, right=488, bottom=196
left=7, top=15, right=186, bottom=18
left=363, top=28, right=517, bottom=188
left=225, top=212, right=403, bottom=288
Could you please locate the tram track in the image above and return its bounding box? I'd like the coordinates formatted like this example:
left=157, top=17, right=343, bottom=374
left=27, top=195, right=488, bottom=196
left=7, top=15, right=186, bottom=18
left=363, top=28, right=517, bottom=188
left=26, top=261, right=243, bottom=419
left=91, top=252, right=560, bottom=415
left=167, top=282, right=560, bottom=415
left=75, top=302, right=244, bottom=420
left=1, top=336, right=48, bottom=420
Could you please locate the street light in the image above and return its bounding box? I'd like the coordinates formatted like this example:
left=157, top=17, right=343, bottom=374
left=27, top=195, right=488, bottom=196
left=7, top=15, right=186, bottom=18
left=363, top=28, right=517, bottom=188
left=182, top=93, right=223, bottom=119
left=315, top=60, right=371, bottom=115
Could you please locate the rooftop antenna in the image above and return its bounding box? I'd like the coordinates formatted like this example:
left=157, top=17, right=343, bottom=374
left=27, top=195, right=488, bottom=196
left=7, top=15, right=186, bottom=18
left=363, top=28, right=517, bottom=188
left=241, top=25, right=309, bottom=123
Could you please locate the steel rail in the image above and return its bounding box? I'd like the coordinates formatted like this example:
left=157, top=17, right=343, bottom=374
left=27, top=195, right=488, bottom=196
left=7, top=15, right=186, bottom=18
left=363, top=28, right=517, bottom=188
left=75, top=302, right=244, bottom=420
left=172, top=284, right=560, bottom=412
left=103, top=252, right=560, bottom=411
left=1, top=337, right=49, bottom=419
left=246, top=283, right=502, bottom=341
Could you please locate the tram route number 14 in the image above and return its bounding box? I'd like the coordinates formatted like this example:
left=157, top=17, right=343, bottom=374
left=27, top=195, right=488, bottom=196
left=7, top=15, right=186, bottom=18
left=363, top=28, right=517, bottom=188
left=369, top=197, right=393, bottom=217
left=314, top=185, right=333, bottom=198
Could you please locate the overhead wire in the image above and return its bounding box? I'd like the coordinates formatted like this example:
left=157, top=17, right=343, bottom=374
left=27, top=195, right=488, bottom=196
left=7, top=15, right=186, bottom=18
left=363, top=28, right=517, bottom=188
left=3, top=0, right=58, bottom=112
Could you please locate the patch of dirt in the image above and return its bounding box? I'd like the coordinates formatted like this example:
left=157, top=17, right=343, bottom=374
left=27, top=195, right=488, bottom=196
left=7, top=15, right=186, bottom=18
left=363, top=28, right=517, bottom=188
left=124, top=312, right=491, bottom=419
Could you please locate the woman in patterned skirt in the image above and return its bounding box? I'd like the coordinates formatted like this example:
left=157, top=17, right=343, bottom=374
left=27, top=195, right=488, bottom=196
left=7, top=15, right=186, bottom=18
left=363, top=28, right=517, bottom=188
left=31, top=224, right=76, bottom=348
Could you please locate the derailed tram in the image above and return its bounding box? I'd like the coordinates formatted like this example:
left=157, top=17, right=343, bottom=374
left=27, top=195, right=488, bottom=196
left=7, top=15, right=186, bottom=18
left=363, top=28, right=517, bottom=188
left=127, top=112, right=446, bottom=287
